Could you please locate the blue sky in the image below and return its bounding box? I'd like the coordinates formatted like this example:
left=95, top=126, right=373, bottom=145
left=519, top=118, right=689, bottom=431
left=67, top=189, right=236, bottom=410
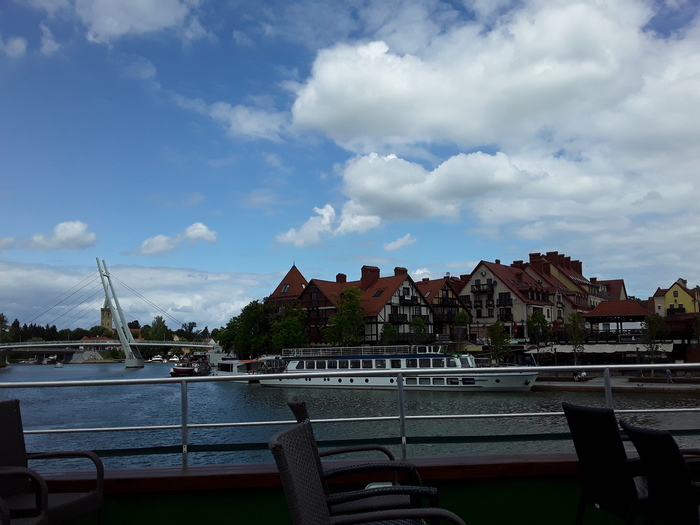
left=1, top=0, right=699, bottom=332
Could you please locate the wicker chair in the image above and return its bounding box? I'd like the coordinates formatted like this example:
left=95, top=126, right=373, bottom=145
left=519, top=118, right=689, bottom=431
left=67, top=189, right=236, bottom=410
left=620, top=420, right=700, bottom=525
left=0, top=469, right=48, bottom=525
left=0, top=399, right=103, bottom=525
left=562, top=402, right=648, bottom=525
left=269, top=419, right=467, bottom=525
left=287, top=397, right=433, bottom=513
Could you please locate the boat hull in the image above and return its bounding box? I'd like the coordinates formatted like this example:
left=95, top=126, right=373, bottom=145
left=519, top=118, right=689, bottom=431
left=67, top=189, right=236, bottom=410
left=257, top=372, right=538, bottom=392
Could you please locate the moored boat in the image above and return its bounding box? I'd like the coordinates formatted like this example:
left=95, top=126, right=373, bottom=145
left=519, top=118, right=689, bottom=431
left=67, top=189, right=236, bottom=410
left=239, top=345, right=538, bottom=392
left=169, top=354, right=212, bottom=377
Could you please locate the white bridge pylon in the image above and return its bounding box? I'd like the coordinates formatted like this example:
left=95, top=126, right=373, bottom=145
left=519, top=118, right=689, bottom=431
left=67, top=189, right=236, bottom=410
left=97, top=258, right=145, bottom=368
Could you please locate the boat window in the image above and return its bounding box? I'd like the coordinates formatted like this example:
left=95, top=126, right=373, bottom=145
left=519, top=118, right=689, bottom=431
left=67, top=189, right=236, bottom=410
left=419, top=377, right=431, bottom=385
left=405, top=377, right=417, bottom=385
left=375, top=359, right=386, bottom=369
left=447, top=378, right=460, bottom=385
left=294, top=361, right=305, bottom=370
left=362, top=360, right=373, bottom=369
left=316, top=361, right=326, bottom=369
left=462, top=378, right=476, bottom=385
left=338, top=360, right=349, bottom=369
left=433, top=377, right=445, bottom=385
left=405, top=359, right=417, bottom=368
left=327, top=361, right=337, bottom=369
left=447, top=359, right=457, bottom=368
left=432, top=358, right=445, bottom=368
left=416, top=345, right=427, bottom=353
left=350, top=360, right=361, bottom=369
left=419, top=358, right=431, bottom=368
left=305, top=361, right=315, bottom=370
left=390, top=359, right=402, bottom=368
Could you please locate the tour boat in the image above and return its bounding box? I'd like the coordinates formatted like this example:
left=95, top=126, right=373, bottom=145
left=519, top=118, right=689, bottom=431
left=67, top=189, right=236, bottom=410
left=169, top=354, right=212, bottom=377
left=236, top=345, right=538, bottom=392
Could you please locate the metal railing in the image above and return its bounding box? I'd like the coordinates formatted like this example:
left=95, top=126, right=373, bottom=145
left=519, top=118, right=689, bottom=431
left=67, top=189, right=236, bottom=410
left=2, top=362, right=700, bottom=468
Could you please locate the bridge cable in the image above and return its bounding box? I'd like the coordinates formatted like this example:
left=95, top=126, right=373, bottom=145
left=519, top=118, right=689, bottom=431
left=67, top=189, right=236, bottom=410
left=26, top=272, right=101, bottom=326
left=110, top=275, right=186, bottom=328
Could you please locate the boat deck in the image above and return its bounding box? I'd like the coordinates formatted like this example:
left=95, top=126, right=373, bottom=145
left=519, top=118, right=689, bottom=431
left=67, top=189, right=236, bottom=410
left=43, top=452, right=656, bottom=525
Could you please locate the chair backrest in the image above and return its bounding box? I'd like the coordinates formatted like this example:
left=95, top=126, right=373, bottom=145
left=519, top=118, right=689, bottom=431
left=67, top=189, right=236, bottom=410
left=0, top=399, right=30, bottom=498
left=619, top=420, right=698, bottom=525
left=268, top=419, right=332, bottom=525
left=562, top=402, right=638, bottom=509
left=287, top=396, right=310, bottom=423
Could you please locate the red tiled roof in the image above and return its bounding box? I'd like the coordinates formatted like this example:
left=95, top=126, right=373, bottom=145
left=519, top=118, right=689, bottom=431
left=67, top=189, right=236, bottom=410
left=269, top=265, right=308, bottom=300
left=584, top=300, right=652, bottom=319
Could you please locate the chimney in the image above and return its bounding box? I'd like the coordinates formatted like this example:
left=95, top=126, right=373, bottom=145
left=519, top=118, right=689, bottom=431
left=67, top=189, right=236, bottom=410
left=336, top=273, right=346, bottom=283
left=495, top=259, right=501, bottom=265
left=546, top=251, right=559, bottom=263
left=422, top=277, right=430, bottom=283
left=529, top=253, right=542, bottom=263
left=361, top=265, right=380, bottom=290
left=572, top=260, right=582, bottom=274
left=394, top=267, right=408, bottom=276
left=511, top=260, right=524, bottom=269
left=564, top=256, right=571, bottom=269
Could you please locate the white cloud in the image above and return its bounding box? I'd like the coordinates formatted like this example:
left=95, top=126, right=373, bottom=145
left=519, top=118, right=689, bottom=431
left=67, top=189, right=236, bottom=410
left=30, top=221, right=97, bottom=250
left=384, top=233, right=416, bottom=251
left=0, top=260, right=273, bottom=329
left=75, top=0, right=205, bottom=44
left=279, top=0, right=700, bottom=273
left=0, top=237, right=15, bottom=250
left=136, top=223, right=217, bottom=255
left=174, top=94, right=287, bottom=141
left=0, top=34, right=27, bottom=57
left=276, top=204, right=335, bottom=247
left=122, top=56, right=157, bottom=79
left=39, top=24, right=60, bottom=55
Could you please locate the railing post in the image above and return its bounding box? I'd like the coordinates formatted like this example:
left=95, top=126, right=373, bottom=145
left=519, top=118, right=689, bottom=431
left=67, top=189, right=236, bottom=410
left=396, top=372, right=407, bottom=460
left=603, top=368, right=614, bottom=409
left=180, top=379, right=189, bottom=468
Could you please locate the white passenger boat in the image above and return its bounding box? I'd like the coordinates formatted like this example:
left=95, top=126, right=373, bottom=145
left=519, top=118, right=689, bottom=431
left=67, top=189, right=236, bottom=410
left=237, top=345, right=538, bottom=392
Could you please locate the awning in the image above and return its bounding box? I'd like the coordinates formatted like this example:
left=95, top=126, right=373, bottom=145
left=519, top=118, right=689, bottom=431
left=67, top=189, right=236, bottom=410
left=525, top=343, right=672, bottom=354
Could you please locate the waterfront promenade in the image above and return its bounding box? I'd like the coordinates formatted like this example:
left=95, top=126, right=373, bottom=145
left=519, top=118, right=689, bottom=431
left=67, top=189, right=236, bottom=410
left=534, top=373, right=700, bottom=394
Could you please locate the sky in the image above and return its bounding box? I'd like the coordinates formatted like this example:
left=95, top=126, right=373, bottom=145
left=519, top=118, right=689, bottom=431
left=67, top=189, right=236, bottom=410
left=1, top=0, right=700, bottom=333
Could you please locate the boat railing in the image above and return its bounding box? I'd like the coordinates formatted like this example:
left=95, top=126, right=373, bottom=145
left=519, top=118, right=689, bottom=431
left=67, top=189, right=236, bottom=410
left=1, top=362, right=700, bottom=469
left=281, top=344, right=449, bottom=357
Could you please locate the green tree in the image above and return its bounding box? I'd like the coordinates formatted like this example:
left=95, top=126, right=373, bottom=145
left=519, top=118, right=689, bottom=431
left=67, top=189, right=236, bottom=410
left=148, top=316, right=172, bottom=341
left=641, top=313, right=668, bottom=375
left=325, top=287, right=366, bottom=346
left=380, top=322, right=399, bottom=345
left=9, top=319, right=20, bottom=342
left=453, top=310, right=471, bottom=351
left=217, top=299, right=273, bottom=359
left=271, top=306, right=309, bottom=351
left=486, top=320, right=512, bottom=363
left=566, top=312, right=587, bottom=365
left=527, top=311, right=553, bottom=361
left=410, top=316, right=429, bottom=344
left=89, top=325, right=113, bottom=338
left=0, top=313, right=8, bottom=342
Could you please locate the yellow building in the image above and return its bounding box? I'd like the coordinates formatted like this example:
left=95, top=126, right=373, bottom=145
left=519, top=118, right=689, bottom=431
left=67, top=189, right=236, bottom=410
left=652, top=278, right=700, bottom=317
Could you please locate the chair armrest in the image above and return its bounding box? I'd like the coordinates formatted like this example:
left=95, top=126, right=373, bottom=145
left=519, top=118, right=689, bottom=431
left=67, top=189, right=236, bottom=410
left=319, top=444, right=396, bottom=461
left=27, top=450, right=104, bottom=491
left=679, top=448, right=700, bottom=457
left=323, top=461, right=421, bottom=486
left=331, top=506, right=466, bottom=525
left=327, top=484, right=439, bottom=508
left=0, top=466, right=49, bottom=514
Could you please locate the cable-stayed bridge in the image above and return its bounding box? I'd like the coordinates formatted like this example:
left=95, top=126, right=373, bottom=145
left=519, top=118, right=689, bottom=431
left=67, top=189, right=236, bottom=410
left=2, top=259, right=215, bottom=368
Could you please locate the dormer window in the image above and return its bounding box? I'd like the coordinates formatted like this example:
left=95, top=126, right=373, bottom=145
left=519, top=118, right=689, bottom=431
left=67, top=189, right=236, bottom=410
left=281, top=284, right=290, bottom=293
left=373, top=289, right=385, bottom=298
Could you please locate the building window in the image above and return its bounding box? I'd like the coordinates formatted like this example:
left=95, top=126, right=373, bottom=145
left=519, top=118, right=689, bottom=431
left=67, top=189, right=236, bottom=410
left=673, top=290, right=679, bottom=297
left=281, top=284, right=290, bottom=293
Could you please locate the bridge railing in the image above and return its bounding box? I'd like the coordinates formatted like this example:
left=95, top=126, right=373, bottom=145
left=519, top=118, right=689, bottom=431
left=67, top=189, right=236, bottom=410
left=0, top=340, right=215, bottom=349
left=1, top=362, right=699, bottom=469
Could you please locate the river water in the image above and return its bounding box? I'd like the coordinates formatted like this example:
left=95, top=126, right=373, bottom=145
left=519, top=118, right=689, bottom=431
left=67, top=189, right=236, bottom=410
left=1, top=363, right=699, bottom=470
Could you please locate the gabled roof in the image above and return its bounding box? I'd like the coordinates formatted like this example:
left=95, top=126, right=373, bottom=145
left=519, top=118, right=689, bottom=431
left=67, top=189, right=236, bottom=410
left=304, top=267, right=424, bottom=317
left=415, top=277, right=448, bottom=301
left=472, top=260, right=552, bottom=306
left=269, top=265, right=308, bottom=301
left=596, top=279, right=628, bottom=301
left=583, top=300, right=652, bottom=321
